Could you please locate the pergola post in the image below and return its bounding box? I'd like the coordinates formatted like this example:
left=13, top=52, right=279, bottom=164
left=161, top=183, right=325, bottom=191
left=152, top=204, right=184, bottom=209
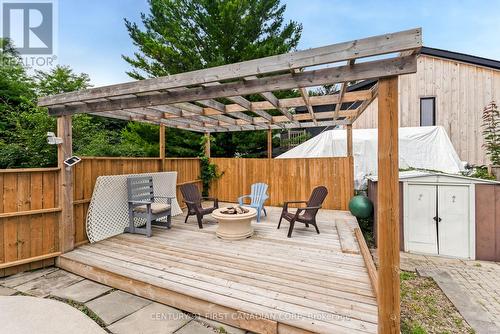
left=204, top=132, right=211, bottom=158
left=267, top=129, right=272, bottom=159
left=377, top=76, right=400, bottom=333
left=159, top=124, right=165, bottom=159
left=159, top=124, right=166, bottom=171
left=346, top=124, right=354, bottom=197
left=57, top=115, right=74, bottom=253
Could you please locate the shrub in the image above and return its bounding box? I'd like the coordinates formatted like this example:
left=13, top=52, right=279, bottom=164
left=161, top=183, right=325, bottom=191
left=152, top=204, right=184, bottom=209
left=482, top=101, right=500, bottom=165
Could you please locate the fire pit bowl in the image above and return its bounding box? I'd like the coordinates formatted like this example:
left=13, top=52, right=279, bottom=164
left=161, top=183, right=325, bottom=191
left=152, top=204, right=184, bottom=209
left=211, top=206, right=257, bottom=240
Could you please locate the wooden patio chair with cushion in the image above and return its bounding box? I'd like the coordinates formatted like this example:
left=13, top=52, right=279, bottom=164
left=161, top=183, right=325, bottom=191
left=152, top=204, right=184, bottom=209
left=180, top=183, right=218, bottom=229
left=277, top=186, right=328, bottom=238
left=238, top=182, right=268, bottom=222
left=126, top=175, right=173, bottom=237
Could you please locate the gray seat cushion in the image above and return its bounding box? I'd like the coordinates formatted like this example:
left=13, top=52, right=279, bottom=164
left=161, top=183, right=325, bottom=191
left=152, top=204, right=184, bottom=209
left=133, top=203, right=171, bottom=214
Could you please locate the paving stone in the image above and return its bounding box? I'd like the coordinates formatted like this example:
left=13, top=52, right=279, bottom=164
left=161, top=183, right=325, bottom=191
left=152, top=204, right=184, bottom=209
left=195, top=316, right=246, bottom=334
left=86, top=290, right=151, bottom=325
left=107, top=302, right=191, bottom=334
left=374, top=251, right=500, bottom=333
left=0, top=296, right=106, bottom=334
left=0, top=285, right=17, bottom=296
left=175, top=320, right=216, bottom=334
left=51, top=279, right=112, bottom=303
left=0, top=267, right=59, bottom=288
left=14, top=269, right=84, bottom=297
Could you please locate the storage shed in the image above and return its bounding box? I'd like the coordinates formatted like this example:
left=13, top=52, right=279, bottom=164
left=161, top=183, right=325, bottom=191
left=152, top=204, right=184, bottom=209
left=368, top=171, right=500, bottom=261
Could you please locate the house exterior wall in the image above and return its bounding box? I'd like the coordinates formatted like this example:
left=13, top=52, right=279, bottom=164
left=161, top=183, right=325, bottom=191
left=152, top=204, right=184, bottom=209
left=354, top=55, right=500, bottom=165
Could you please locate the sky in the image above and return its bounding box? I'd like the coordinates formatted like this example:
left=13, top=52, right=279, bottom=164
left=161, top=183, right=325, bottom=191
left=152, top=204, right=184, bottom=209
left=53, top=0, right=500, bottom=87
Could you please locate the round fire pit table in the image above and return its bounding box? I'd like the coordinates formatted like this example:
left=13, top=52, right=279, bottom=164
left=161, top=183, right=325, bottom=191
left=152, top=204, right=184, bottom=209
left=212, top=207, right=257, bottom=240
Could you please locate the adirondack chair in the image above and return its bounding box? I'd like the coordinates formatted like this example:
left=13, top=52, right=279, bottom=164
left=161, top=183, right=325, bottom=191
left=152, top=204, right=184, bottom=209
left=238, top=183, right=269, bottom=222
left=126, top=175, right=173, bottom=237
left=278, top=186, right=328, bottom=238
left=180, top=183, right=218, bottom=229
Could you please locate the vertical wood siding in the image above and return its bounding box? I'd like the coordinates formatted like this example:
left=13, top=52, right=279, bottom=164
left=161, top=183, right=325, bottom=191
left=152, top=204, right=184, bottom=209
left=209, top=157, right=354, bottom=210
left=354, top=55, right=500, bottom=165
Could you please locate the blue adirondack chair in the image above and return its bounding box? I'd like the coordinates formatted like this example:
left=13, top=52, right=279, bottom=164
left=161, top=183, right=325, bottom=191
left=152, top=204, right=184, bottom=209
left=238, top=183, right=269, bottom=222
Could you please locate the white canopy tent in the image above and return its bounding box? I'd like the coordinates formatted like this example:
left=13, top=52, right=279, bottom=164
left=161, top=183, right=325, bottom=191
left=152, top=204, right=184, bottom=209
left=277, top=126, right=464, bottom=189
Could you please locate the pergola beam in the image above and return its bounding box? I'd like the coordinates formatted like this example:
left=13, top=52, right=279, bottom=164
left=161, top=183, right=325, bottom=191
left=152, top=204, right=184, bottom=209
left=47, top=55, right=416, bottom=117
left=39, top=28, right=421, bottom=106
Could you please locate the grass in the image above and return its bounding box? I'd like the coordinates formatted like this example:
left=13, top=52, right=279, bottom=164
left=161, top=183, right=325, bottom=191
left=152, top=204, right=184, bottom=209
left=357, top=216, right=375, bottom=248
left=400, top=271, right=475, bottom=334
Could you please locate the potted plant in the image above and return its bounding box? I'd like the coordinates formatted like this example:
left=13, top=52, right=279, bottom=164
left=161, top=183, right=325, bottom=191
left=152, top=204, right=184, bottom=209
left=482, top=101, right=500, bottom=180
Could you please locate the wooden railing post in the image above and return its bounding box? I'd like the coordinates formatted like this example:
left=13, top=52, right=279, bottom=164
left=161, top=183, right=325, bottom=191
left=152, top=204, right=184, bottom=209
left=57, top=115, right=74, bottom=253
left=377, top=76, right=400, bottom=333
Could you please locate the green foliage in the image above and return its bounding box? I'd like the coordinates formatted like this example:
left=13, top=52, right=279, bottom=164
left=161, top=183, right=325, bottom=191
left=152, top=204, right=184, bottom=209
left=0, top=61, right=96, bottom=168
left=123, top=0, right=302, bottom=78
left=462, top=165, right=496, bottom=181
left=199, top=156, right=223, bottom=196
left=0, top=38, right=36, bottom=133
left=3, top=104, right=57, bottom=168
left=481, top=101, right=500, bottom=165
left=163, top=128, right=202, bottom=157
left=34, top=65, right=91, bottom=96
left=123, top=0, right=302, bottom=157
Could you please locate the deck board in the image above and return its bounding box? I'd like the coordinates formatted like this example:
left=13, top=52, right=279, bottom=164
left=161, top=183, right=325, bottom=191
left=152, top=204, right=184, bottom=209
left=58, top=205, right=378, bottom=334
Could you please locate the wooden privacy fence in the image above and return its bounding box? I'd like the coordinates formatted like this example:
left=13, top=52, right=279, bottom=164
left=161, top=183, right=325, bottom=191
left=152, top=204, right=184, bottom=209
left=0, top=157, right=201, bottom=276
left=0, top=168, right=61, bottom=276
left=210, top=157, right=354, bottom=210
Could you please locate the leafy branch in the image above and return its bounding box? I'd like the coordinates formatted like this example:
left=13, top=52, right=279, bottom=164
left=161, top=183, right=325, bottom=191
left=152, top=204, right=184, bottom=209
left=481, top=101, right=500, bottom=165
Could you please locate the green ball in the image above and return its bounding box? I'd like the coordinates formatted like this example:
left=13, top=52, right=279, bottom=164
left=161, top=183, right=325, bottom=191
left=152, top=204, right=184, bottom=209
left=348, top=195, right=373, bottom=219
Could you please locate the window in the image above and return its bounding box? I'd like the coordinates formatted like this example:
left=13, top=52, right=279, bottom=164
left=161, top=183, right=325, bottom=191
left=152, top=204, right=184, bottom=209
left=420, top=97, right=436, bottom=126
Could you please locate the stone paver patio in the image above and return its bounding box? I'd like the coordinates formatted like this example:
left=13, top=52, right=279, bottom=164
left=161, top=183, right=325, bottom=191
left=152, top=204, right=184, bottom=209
left=0, top=267, right=251, bottom=334
left=374, top=251, right=500, bottom=334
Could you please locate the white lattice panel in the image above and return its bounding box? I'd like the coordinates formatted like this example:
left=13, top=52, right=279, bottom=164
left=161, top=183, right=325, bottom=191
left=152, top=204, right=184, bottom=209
left=86, top=172, right=182, bottom=243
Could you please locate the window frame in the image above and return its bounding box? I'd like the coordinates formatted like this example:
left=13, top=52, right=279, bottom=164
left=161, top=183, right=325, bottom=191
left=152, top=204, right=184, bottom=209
left=420, top=96, right=436, bottom=126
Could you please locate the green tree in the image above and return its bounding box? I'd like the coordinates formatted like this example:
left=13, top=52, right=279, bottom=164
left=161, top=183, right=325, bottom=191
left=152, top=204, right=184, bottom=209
left=34, top=65, right=91, bottom=96
left=123, top=0, right=302, bottom=157
left=0, top=38, right=35, bottom=132
left=0, top=62, right=102, bottom=168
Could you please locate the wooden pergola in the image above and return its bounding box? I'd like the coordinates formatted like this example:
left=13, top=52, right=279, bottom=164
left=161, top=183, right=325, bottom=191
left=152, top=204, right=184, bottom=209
left=39, top=28, right=422, bottom=333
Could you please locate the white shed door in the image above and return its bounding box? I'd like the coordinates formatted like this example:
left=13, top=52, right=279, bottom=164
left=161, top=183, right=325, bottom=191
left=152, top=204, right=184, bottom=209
left=407, top=184, right=438, bottom=254
left=438, top=185, right=470, bottom=258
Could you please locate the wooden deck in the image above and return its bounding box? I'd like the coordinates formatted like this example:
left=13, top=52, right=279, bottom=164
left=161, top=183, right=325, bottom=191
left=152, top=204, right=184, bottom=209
left=57, top=205, right=378, bottom=334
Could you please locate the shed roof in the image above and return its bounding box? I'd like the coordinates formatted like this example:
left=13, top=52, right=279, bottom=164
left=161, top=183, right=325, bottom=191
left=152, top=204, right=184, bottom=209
left=368, top=170, right=500, bottom=184
left=37, top=28, right=421, bottom=133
